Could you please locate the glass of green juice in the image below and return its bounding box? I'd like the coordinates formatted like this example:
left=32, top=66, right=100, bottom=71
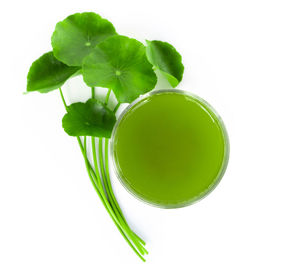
left=111, top=89, right=229, bottom=208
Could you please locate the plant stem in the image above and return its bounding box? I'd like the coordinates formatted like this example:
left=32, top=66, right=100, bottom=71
left=90, top=138, right=146, bottom=260
left=83, top=137, right=145, bottom=262
left=100, top=138, right=147, bottom=253
left=91, top=87, right=95, bottom=98
left=113, top=102, right=121, bottom=114
left=59, top=87, right=68, bottom=110
left=91, top=137, right=102, bottom=186
left=104, top=138, right=147, bottom=251
left=98, top=138, right=115, bottom=205
left=89, top=82, right=146, bottom=255
left=59, top=86, right=147, bottom=260
left=105, top=89, right=111, bottom=105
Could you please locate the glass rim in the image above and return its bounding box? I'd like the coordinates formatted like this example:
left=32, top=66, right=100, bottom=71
left=110, top=89, right=230, bottom=209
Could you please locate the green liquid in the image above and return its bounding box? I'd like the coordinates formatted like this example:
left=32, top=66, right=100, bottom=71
left=112, top=91, right=228, bottom=207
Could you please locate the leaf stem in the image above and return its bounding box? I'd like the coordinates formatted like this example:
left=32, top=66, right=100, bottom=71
left=58, top=87, right=147, bottom=260
left=91, top=87, right=95, bottom=99
left=113, top=102, right=121, bottom=114
left=100, top=138, right=147, bottom=253
left=90, top=138, right=146, bottom=260
left=105, top=89, right=111, bottom=105
left=91, top=137, right=102, bottom=186
left=98, top=138, right=114, bottom=204
left=59, top=87, right=68, bottom=110
left=104, top=138, right=147, bottom=251
left=83, top=137, right=146, bottom=262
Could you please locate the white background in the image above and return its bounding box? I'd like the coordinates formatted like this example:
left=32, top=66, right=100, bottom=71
left=1, top=0, right=300, bottom=263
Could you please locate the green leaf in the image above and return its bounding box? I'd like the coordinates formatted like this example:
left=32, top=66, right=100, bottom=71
left=51, top=12, right=117, bottom=66
left=27, top=52, right=80, bottom=93
left=145, top=40, right=184, bottom=87
left=62, top=99, right=116, bottom=138
left=82, top=35, right=157, bottom=103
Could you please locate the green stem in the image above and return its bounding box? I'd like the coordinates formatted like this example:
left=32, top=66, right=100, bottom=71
left=113, top=102, right=121, bottom=114
left=90, top=138, right=145, bottom=260
left=83, top=136, right=146, bottom=258
left=103, top=138, right=123, bottom=216
left=104, top=138, right=147, bottom=250
left=91, top=140, right=122, bottom=230
left=78, top=138, right=98, bottom=185
left=91, top=87, right=95, bottom=98
left=59, top=87, right=68, bottom=110
left=96, top=89, right=140, bottom=243
left=98, top=138, right=115, bottom=205
left=100, top=138, right=147, bottom=253
left=90, top=86, right=101, bottom=185
left=58, top=88, right=100, bottom=188
left=83, top=137, right=145, bottom=262
left=105, top=89, right=111, bottom=105
left=99, top=139, right=119, bottom=210
left=83, top=137, right=105, bottom=200
left=77, top=137, right=84, bottom=153
left=59, top=87, right=147, bottom=260
left=91, top=137, right=102, bottom=186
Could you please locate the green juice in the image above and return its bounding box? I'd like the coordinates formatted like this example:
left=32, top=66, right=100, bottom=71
left=112, top=90, right=229, bottom=208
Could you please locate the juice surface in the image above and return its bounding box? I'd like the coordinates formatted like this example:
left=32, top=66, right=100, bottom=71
left=112, top=91, right=228, bottom=207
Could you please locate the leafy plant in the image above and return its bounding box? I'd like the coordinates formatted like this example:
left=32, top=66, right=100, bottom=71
left=52, top=12, right=116, bottom=66
left=146, top=40, right=184, bottom=87
left=27, top=52, right=80, bottom=93
left=62, top=99, right=116, bottom=137
left=26, top=12, right=184, bottom=261
left=83, top=35, right=157, bottom=103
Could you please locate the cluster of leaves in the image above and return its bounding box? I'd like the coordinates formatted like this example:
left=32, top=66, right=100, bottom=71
left=26, top=12, right=185, bottom=260
left=27, top=12, right=184, bottom=138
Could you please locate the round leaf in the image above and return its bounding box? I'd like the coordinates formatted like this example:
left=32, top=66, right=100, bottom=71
left=146, top=40, right=184, bottom=87
left=62, top=99, right=116, bottom=138
left=82, top=35, right=157, bottom=103
left=51, top=12, right=117, bottom=66
left=27, top=52, right=80, bottom=93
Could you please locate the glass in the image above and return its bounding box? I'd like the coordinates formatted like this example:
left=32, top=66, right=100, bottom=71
left=111, top=89, right=230, bottom=208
